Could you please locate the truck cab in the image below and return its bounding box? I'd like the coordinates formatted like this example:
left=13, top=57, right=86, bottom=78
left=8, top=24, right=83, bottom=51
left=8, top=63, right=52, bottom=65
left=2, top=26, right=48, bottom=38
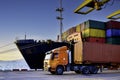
left=44, top=46, right=69, bottom=75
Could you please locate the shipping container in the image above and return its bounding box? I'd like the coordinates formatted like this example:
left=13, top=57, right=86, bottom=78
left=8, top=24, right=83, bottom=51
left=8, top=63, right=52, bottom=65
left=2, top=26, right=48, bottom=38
left=81, top=22, right=85, bottom=31
left=66, top=29, right=70, bottom=36
left=62, top=31, right=68, bottom=40
left=67, top=32, right=81, bottom=42
left=74, top=42, right=120, bottom=64
left=106, top=29, right=120, bottom=37
left=76, top=23, right=85, bottom=32
left=106, top=20, right=120, bottom=29
left=85, top=37, right=105, bottom=43
left=82, top=28, right=105, bottom=38
left=74, top=41, right=83, bottom=64
left=106, top=38, right=120, bottom=45
left=44, top=19, right=120, bottom=75
left=76, top=24, right=81, bottom=32
left=85, top=20, right=105, bottom=30
left=68, top=27, right=76, bottom=35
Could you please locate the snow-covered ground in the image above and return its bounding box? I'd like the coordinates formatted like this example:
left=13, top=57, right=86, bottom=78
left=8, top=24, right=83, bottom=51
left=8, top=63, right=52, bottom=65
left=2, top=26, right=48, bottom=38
left=0, top=59, right=30, bottom=70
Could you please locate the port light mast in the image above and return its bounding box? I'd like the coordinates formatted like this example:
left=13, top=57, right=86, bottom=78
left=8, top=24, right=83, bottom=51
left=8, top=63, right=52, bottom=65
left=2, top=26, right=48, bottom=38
left=56, top=0, right=64, bottom=42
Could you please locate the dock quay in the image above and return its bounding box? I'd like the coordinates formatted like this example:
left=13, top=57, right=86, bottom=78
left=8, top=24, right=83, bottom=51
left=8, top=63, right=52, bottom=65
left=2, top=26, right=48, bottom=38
left=0, top=70, right=120, bottom=80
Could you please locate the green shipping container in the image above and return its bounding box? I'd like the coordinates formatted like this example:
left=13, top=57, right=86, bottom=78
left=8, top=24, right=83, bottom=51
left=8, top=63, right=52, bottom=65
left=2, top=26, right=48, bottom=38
left=107, top=38, right=120, bottom=45
left=82, top=28, right=105, bottom=38
left=85, top=20, right=105, bottom=30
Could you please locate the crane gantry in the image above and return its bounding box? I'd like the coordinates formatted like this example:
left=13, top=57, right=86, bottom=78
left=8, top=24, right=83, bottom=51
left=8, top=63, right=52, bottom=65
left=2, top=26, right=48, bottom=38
left=74, top=0, right=110, bottom=14
left=107, top=10, right=120, bottom=20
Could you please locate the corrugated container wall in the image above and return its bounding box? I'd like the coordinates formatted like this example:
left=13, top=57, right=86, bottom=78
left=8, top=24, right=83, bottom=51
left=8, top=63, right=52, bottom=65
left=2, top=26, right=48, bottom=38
left=68, top=27, right=76, bottom=35
left=85, top=37, right=105, bottom=43
left=85, top=20, right=105, bottom=30
left=83, top=42, right=120, bottom=63
left=82, top=28, right=105, bottom=38
left=106, top=38, right=120, bottom=45
left=62, top=20, right=120, bottom=43
left=76, top=24, right=81, bottom=32
left=106, top=20, right=120, bottom=45
left=106, top=20, right=120, bottom=29
left=76, top=22, right=85, bottom=32
left=62, top=31, right=68, bottom=41
left=74, top=40, right=83, bottom=64
left=106, top=29, right=120, bottom=37
left=80, top=23, right=85, bottom=31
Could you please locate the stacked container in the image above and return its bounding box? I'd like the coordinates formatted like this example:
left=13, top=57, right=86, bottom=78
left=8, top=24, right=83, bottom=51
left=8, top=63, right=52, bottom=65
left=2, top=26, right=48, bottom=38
left=76, top=23, right=85, bottom=32
left=62, top=20, right=120, bottom=45
left=68, top=27, right=76, bottom=35
left=62, top=27, right=76, bottom=41
left=62, top=31, right=68, bottom=41
left=106, top=21, right=120, bottom=45
left=81, top=20, right=106, bottom=43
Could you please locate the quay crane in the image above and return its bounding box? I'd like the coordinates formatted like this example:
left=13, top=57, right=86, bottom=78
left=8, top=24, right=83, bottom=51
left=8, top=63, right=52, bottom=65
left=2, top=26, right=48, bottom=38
left=74, top=0, right=110, bottom=14
left=107, top=9, right=120, bottom=20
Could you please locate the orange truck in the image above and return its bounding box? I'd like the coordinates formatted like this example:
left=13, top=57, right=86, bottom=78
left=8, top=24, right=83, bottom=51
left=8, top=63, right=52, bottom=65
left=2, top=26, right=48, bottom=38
left=44, top=40, right=120, bottom=75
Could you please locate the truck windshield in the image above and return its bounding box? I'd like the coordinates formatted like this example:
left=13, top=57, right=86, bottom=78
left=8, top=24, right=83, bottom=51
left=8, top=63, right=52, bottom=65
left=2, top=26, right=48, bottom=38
left=45, top=52, right=52, bottom=60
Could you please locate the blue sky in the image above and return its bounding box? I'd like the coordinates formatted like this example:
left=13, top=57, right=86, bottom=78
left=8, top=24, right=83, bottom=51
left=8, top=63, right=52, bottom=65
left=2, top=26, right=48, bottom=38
left=0, top=0, right=120, bottom=60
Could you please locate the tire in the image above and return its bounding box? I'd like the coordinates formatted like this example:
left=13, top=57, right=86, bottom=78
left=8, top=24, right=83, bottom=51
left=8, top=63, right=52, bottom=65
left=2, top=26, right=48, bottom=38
left=81, top=66, right=90, bottom=74
left=75, top=70, right=81, bottom=74
left=90, top=66, right=99, bottom=74
left=56, top=66, right=64, bottom=75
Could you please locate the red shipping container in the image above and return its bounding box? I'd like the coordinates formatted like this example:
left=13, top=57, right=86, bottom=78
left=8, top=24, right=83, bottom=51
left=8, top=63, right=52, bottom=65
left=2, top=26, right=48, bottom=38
left=84, top=37, right=105, bottom=43
left=106, top=20, right=120, bottom=29
left=83, top=42, right=120, bottom=63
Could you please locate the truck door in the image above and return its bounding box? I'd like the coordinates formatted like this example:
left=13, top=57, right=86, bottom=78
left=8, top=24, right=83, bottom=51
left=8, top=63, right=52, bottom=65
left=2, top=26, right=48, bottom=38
left=50, top=53, right=59, bottom=68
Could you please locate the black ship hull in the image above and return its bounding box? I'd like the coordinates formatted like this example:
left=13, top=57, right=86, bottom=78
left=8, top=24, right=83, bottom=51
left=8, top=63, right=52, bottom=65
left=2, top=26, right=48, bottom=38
left=15, top=39, right=69, bottom=69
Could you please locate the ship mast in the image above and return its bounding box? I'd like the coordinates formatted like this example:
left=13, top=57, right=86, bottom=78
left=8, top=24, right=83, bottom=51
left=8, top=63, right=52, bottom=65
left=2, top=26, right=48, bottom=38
left=56, top=0, right=64, bottom=42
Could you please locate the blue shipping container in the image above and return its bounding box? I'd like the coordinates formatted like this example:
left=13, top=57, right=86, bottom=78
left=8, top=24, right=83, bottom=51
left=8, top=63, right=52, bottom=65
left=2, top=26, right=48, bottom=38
left=106, top=29, right=120, bottom=37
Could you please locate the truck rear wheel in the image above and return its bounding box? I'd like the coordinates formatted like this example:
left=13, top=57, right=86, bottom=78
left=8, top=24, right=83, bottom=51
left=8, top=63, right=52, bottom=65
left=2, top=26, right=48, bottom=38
left=56, top=66, right=64, bottom=75
left=81, top=66, right=90, bottom=74
left=90, top=66, right=99, bottom=74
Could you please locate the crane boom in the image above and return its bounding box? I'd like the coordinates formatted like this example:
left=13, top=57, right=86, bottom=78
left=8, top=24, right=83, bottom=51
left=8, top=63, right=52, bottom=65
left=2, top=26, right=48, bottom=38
left=74, top=0, right=110, bottom=14
left=107, top=10, right=120, bottom=20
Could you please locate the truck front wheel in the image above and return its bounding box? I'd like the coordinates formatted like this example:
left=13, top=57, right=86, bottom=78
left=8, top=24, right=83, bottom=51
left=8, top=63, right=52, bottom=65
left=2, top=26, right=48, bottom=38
left=56, top=66, right=64, bottom=75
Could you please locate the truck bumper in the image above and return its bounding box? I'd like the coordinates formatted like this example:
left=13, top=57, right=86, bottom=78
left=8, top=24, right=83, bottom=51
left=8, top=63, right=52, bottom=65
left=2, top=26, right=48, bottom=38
left=44, top=67, right=51, bottom=71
